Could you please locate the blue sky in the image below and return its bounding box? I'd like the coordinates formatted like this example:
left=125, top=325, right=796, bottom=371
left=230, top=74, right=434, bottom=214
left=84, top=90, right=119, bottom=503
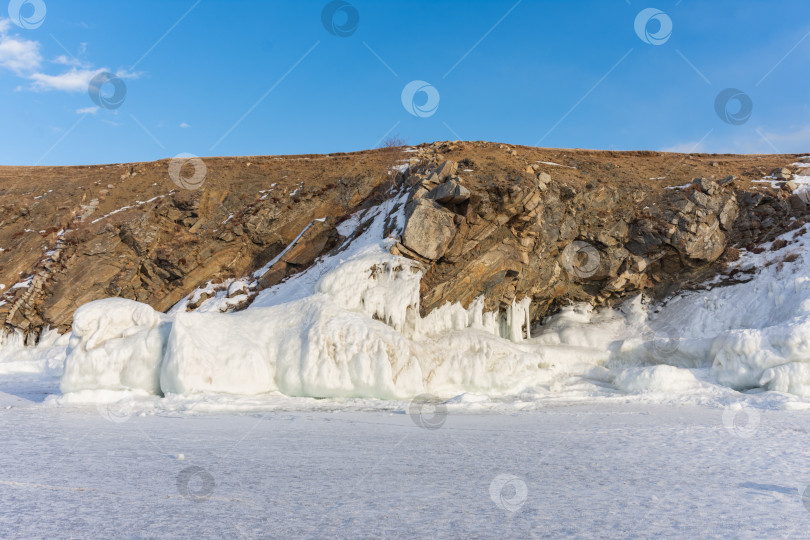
left=1, top=0, right=809, bottom=166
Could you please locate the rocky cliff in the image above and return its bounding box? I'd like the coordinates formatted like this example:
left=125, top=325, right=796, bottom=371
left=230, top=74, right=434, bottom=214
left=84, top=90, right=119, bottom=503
left=0, top=142, right=805, bottom=338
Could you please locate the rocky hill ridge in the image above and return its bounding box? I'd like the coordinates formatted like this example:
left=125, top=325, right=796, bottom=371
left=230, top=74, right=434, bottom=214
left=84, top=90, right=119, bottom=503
left=0, top=141, right=805, bottom=338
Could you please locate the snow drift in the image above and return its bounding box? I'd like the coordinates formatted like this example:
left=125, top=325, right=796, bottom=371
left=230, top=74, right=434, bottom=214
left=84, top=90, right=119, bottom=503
left=60, top=261, right=540, bottom=399
left=60, top=298, right=170, bottom=395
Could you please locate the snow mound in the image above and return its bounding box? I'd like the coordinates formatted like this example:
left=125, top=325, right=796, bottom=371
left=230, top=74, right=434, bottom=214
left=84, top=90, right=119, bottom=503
left=640, top=227, right=810, bottom=396
left=66, top=269, right=542, bottom=399
left=614, top=365, right=703, bottom=393
left=0, top=328, right=66, bottom=376
left=60, top=298, right=170, bottom=395
left=160, top=297, right=423, bottom=398
left=759, top=362, right=810, bottom=396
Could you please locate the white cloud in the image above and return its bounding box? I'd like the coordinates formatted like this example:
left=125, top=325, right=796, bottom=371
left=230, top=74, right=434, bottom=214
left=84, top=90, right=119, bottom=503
left=179, top=122, right=190, bottom=128
left=0, top=20, right=42, bottom=75
left=0, top=17, right=138, bottom=94
left=29, top=67, right=138, bottom=93
left=29, top=67, right=105, bottom=92
left=76, top=106, right=99, bottom=115
left=53, top=54, right=91, bottom=68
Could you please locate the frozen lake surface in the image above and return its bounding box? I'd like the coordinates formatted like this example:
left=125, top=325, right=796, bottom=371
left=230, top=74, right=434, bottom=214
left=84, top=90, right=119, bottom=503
left=2, top=381, right=810, bottom=539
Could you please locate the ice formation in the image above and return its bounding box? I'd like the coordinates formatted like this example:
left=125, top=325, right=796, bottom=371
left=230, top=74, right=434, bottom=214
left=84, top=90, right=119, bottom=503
left=60, top=298, right=170, bottom=395
left=20, top=180, right=810, bottom=402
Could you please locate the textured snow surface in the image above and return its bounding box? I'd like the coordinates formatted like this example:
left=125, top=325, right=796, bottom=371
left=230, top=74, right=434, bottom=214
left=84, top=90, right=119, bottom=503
left=2, top=393, right=810, bottom=538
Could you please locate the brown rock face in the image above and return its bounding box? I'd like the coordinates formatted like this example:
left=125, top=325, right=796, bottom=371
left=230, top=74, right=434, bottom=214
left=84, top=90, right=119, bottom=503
left=257, top=217, right=341, bottom=289
left=387, top=144, right=805, bottom=322
left=426, top=178, right=470, bottom=205
left=0, top=141, right=804, bottom=337
left=401, top=199, right=458, bottom=260
left=0, top=149, right=402, bottom=334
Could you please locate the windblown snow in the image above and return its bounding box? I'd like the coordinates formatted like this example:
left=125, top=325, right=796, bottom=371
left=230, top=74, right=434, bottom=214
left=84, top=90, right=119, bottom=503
left=5, top=187, right=810, bottom=409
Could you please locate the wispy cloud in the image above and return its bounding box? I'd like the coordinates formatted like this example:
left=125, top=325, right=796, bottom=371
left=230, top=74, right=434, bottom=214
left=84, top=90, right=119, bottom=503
left=29, top=67, right=138, bottom=93
left=662, top=140, right=707, bottom=153
left=30, top=67, right=104, bottom=92
left=179, top=122, right=190, bottom=128
left=76, top=106, right=100, bottom=115
left=664, top=125, right=810, bottom=155
left=0, top=17, right=138, bottom=93
left=53, top=54, right=91, bottom=68
left=756, top=125, right=810, bottom=153
left=0, top=22, right=42, bottom=75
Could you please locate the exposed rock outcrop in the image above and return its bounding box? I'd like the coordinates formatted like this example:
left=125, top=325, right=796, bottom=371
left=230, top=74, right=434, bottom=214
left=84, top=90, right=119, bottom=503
left=0, top=142, right=804, bottom=338
left=391, top=150, right=806, bottom=321
left=401, top=199, right=458, bottom=260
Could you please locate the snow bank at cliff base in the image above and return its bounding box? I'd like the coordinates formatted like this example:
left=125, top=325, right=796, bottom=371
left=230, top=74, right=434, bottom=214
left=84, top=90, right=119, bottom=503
left=60, top=284, right=542, bottom=399
left=60, top=298, right=170, bottom=395
left=161, top=297, right=422, bottom=398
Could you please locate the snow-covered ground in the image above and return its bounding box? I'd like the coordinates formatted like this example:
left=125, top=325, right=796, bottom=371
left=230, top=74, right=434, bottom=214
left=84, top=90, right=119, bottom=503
left=3, top=188, right=810, bottom=536
left=2, top=390, right=810, bottom=538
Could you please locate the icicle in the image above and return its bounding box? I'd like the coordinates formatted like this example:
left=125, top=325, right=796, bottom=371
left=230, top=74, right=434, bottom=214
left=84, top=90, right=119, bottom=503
left=503, top=297, right=532, bottom=343
left=482, top=311, right=498, bottom=336
left=466, top=296, right=486, bottom=329
left=522, top=297, right=532, bottom=340
left=509, top=301, right=517, bottom=341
